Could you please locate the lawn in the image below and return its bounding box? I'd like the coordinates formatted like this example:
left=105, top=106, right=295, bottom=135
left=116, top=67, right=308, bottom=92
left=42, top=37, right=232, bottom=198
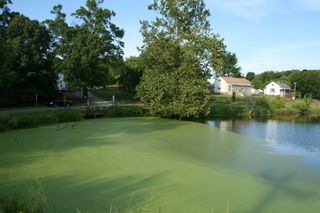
left=0, top=118, right=320, bottom=212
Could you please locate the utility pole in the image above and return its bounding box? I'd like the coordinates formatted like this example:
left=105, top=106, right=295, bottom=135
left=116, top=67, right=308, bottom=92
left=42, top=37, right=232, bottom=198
left=293, top=82, right=297, bottom=100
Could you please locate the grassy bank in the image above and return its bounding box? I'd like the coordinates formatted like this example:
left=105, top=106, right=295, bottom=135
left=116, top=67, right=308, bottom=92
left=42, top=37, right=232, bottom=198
left=0, top=105, right=148, bottom=132
left=0, top=109, right=83, bottom=132
left=0, top=117, right=320, bottom=212
left=209, top=94, right=320, bottom=118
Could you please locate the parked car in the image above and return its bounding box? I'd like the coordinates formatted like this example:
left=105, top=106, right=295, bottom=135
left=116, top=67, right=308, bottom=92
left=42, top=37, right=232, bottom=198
left=47, top=99, right=72, bottom=107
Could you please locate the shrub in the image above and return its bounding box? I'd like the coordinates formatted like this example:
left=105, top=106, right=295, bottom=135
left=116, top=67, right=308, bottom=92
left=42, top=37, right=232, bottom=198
left=54, top=109, right=83, bottom=122
left=232, top=91, right=236, bottom=102
left=0, top=109, right=83, bottom=132
left=112, top=106, right=147, bottom=117
left=246, top=97, right=271, bottom=116
left=293, top=98, right=310, bottom=114
left=0, top=116, right=9, bottom=132
left=269, top=96, right=286, bottom=111
left=208, top=104, right=247, bottom=117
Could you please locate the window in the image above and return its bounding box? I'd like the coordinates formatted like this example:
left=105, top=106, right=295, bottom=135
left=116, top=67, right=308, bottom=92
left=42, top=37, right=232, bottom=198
left=270, top=88, right=275, bottom=93
left=228, top=85, right=232, bottom=92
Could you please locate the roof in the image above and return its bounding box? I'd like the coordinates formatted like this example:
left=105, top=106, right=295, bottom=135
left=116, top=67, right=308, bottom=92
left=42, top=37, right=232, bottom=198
left=221, top=77, right=251, bottom=86
left=274, top=82, right=291, bottom=89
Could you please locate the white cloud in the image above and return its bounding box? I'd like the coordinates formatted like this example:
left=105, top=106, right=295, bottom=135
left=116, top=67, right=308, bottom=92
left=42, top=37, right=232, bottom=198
left=208, top=0, right=278, bottom=20
left=240, top=41, right=320, bottom=73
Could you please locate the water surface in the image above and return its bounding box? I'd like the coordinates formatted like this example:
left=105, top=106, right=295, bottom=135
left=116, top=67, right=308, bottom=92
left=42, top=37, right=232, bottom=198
left=1, top=117, right=320, bottom=212
left=206, top=118, right=320, bottom=168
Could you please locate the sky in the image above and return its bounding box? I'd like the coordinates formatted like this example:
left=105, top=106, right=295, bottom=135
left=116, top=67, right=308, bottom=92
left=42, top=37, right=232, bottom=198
left=9, top=0, right=320, bottom=74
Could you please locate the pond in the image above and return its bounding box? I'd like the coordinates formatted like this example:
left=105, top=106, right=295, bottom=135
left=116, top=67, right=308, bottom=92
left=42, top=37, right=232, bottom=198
left=1, top=117, right=320, bottom=212
left=206, top=116, right=320, bottom=168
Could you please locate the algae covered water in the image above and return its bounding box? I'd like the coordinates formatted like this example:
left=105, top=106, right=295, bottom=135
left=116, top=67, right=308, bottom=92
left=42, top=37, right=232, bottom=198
left=0, top=117, right=320, bottom=212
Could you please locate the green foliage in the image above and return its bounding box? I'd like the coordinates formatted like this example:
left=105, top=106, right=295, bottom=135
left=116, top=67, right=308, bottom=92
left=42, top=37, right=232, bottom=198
left=232, top=91, right=236, bottom=102
left=251, top=71, right=282, bottom=89
left=0, top=181, right=49, bottom=213
left=246, top=96, right=271, bottom=116
left=137, top=0, right=224, bottom=119
left=220, top=52, right=242, bottom=77
left=137, top=37, right=211, bottom=119
left=0, top=10, right=56, bottom=106
left=246, top=72, right=255, bottom=81
left=251, top=69, right=320, bottom=99
left=46, top=0, right=124, bottom=93
left=290, top=70, right=320, bottom=99
left=293, top=98, right=311, bottom=115
left=112, top=106, right=148, bottom=117
left=209, top=104, right=247, bottom=117
left=122, top=56, right=144, bottom=92
left=269, top=96, right=286, bottom=111
left=91, top=88, right=135, bottom=102
left=0, top=109, right=82, bottom=131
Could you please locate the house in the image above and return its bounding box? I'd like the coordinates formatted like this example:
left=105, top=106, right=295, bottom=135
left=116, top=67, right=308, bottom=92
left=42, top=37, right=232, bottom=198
left=264, top=82, right=292, bottom=97
left=214, top=77, right=252, bottom=95
left=57, top=73, right=68, bottom=91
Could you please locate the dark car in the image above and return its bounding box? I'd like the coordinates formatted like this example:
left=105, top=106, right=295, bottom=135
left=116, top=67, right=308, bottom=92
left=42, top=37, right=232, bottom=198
left=47, top=100, right=73, bottom=107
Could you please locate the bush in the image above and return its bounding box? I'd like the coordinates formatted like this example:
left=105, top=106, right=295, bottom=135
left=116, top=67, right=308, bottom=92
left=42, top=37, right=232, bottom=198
left=0, top=116, right=10, bottom=132
left=54, top=109, right=83, bottom=122
left=269, top=96, right=286, bottom=111
left=232, top=91, right=236, bottom=102
left=112, top=106, right=147, bottom=117
left=246, top=97, right=271, bottom=116
left=208, top=104, right=247, bottom=117
left=0, top=109, right=83, bottom=132
left=293, top=99, right=310, bottom=114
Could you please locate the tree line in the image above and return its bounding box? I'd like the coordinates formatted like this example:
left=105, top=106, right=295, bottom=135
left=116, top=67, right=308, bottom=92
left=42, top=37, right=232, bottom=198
left=247, top=70, right=320, bottom=99
left=1, top=0, right=241, bottom=117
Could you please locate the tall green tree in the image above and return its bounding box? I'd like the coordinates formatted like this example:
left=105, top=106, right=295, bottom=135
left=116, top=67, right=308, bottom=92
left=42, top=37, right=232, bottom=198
left=251, top=71, right=282, bottom=89
left=47, top=0, right=124, bottom=99
left=0, top=0, right=14, bottom=92
left=122, top=56, right=144, bottom=92
left=137, top=0, right=224, bottom=118
left=246, top=72, right=255, bottom=81
left=4, top=14, right=55, bottom=103
left=290, top=70, right=320, bottom=99
left=220, top=52, right=242, bottom=77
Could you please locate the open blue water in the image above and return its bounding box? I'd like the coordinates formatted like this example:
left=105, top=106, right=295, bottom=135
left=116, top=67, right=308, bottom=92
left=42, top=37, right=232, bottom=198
left=206, top=118, right=320, bottom=168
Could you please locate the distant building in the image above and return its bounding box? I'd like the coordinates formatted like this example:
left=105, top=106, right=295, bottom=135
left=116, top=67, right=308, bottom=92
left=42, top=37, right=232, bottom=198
left=214, top=77, right=252, bottom=95
left=57, top=73, right=68, bottom=91
left=264, top=82, right=292, bottom=97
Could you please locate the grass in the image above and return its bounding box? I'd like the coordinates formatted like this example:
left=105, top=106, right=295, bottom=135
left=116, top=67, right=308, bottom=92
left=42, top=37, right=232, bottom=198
left=211, top=94, right=320, bottom=118
left=0, top=118, right=320, bottom=212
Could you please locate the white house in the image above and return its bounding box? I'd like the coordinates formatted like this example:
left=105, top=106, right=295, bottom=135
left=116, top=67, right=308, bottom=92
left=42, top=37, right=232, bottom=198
left=57, top=73, right=68, bottom=91
left=214, top=77, right=252, bottom=95
left=264, top=82, right=292, bottom=97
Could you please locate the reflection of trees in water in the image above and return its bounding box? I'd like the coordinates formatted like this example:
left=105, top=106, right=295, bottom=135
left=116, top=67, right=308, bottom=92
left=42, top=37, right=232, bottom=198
left=208, top=118, right=320, bottom=153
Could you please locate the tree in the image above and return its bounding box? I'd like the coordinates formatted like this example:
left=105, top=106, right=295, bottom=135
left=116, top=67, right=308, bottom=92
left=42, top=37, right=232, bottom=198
left=290, top=70, right=320, bottom=99
left=137, top=0, right=224, bottom=118
left=251, top=71, right=282, bottom=89
left=0, top=0, right=13, bottom=34
left=47, top=0, right=124, bottom=99
left=4, top=14, right=56, bottom=103
left=246, top=72, right=255, bottom=81
left=0, top=0, right=14, bottom=92
left=220, top=52, right=241, bottom=77
left=122, top=56, right=144, bottom=92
